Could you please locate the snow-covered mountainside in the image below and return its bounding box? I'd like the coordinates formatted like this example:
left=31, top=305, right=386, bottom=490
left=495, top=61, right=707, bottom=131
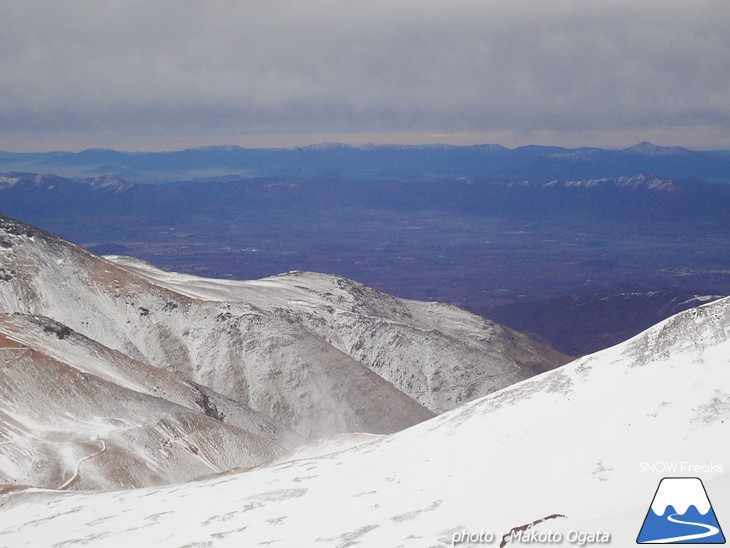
left=547, top=173, right=683, bottom=191
left=0, top=215, right=434, bottom=440
left=107, top=255, right=568, bottom=413
left=0, top=312, right=298, bottom=490
left=0, top=173, right=72, bottom=191
left=0, top=172, right=134, bottom=192
left=1, top=291, right=727, bottom=546
left=0, top=214, right=567, bottom=430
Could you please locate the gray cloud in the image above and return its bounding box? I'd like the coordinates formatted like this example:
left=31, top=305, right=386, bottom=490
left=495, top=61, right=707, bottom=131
left=1, top=0, right=729, bottom=150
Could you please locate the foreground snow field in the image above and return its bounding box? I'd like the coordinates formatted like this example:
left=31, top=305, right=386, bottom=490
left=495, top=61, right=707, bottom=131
left=1, top=296, right=728, bottom=546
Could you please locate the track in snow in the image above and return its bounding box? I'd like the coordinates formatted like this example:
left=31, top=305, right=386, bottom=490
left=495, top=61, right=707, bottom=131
left=58, top=439, right=107, bottom=490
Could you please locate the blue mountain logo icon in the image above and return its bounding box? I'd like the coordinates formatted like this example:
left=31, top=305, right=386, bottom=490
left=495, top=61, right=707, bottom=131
left=637, top=477, right=725, bottom=544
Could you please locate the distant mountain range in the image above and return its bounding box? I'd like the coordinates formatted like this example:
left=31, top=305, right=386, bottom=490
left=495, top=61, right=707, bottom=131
left=2, top=170, right=729, bottom=357
left=3, top=170, right=729, bottom=224
left=1, top=141, right=729, bottom=182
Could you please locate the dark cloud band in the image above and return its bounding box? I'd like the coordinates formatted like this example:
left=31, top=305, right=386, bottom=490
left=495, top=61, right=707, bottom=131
left=1, top=1, right=728, bottom=149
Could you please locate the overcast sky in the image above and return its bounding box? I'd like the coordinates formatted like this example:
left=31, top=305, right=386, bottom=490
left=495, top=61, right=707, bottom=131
left=2, top=1, right=729, bottom=151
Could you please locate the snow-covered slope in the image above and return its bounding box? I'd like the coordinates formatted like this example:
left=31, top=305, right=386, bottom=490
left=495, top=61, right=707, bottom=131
left=0, top=313, right=294, bottom=490
left=105, top=255, right=569, bottom=413
left=2, top=294, right=727, bottom=546
left=0, top=215, right=435, bottom=438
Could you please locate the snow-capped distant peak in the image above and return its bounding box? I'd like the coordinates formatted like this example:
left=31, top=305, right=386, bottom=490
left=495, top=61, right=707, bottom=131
left=557, top=173, right=680, bottom=191
left=621, top=141, right=692, bottom=156
left=81, top=175, right=134, bottom=192
left=0, top=172, right=69, bottom=190
left=302, top=142, right=355, bottom=150
left=650, top=478, right=712, bottom=516
left=0, top=174, right=21, bottom=188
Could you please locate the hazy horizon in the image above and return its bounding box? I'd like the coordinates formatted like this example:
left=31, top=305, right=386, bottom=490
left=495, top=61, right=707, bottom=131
left=2, top=2, right=729, bottom=153
left=3, top=134, right=730, bottom=155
